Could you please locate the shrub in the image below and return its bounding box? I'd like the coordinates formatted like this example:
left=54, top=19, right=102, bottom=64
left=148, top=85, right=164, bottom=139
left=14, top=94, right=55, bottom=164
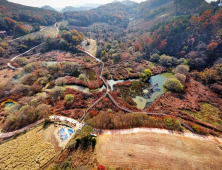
left=136, top=66, right=145, bottom=73
left=37, top=77, right=48, bottom=85
left=165, top=118, right=174, bottom=129
left=18, top=44, right=28, bottom=52
left=174, top=65, right=189, bottom=75
left=159, top=54, right=178, bottom=67
left=14, top=57, right=28, bottom=67
left=61, top=62, right=80, bottom=77
left=0, top=46, right=5, bottom=57
left=68, top=140, right=77, bottom=152
left=64, top=94, right=75, bottom=105
left=150, top=53, right=160, bottom=62
left=23, top=63, right=36, bottom=73
left=55, top=77, right=67, bottom=86
left=11, top=84, right=30, bottom=95
left=140, top=69, right=152, bottom=80
left=200, top=68, right=219, bottom=84
left=164, top=78, right=184, bottom=92
left=79, top=74, right=86, bottom=81
left=112, top=53, right=121, bottom=63
left=30, top=84, right=42, bottom=93
left=49, top=86, right=66, bottom=102
left=207, top=42, right=218, bottom=51
left=47, top=64, right=60, bottom=75
left=174, top=73, right=186, bottom=84
left=135, top=52, right=143, bottom=62
left=0, top=42, right=8, bottom=49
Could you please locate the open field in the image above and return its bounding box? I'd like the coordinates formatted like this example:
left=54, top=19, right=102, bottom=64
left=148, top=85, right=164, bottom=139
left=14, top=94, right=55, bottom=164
left=0, top=69, right=20, bottom=86
left=84, top=39, right=97, bottom=56
left=96, top=131, right=222, bottom=169
left=0, top=125, right=56, bottom=170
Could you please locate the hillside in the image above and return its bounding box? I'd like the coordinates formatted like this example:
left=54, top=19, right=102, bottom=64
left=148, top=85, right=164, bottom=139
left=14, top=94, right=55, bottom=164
left=61, top=6, right=93, bottom=13
left=120, top=0, right=138, bottom=6
left=41, top=5, right=57, bottom=12
left=64, top=2, right=131, bottom=27
left=0, top=0, right=63, bottom=35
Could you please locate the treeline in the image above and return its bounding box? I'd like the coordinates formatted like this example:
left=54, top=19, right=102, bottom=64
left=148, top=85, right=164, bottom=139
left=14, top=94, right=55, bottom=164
left=87, top=112, right=183, bottom=131
left=173, top=0, right=209, bottom=14
left=42, top=29, right=84, bottom=52
left=64, top=2, right=130, bottom=27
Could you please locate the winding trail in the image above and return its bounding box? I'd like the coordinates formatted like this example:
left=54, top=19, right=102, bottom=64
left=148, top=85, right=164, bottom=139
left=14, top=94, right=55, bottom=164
left=6, top=22, right=59, bottom=43
left=7, top=22, right=60, bottom=70
left=7, top=43, right=44, bottom=70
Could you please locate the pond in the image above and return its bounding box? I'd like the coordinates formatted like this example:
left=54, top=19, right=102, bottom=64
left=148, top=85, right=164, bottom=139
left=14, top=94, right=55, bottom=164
left=132, top=73, right=173, bottom=109
left=4, top=102, right=15, bottom=111
left=13, top=72, right=29, bottom=83
left=107, top=79, right=136, bottom=91
left=107, top=73, right=172, bottom=109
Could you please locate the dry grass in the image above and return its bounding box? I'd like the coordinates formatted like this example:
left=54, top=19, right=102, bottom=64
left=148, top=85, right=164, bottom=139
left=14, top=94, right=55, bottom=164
left=0, top=126, right=56, bottom=170
left=96, top=132, right=222, bottom=169
left=86, top=39, right=97, bottom=56
left=0, top=69, right=20, bottom=86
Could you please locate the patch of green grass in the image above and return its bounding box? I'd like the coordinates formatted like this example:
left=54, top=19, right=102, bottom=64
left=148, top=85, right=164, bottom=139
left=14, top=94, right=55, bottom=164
left=181, top=102, right=222, bottom=129
left=125, top=67, right=132, bottom=74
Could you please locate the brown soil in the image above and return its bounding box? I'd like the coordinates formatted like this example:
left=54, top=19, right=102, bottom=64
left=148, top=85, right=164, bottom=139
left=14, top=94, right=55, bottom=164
left=96, top=132, right=222, bottom=169
left=0, top=69, right=20, bottom=86
left=41, top=124, right=62, bottom=153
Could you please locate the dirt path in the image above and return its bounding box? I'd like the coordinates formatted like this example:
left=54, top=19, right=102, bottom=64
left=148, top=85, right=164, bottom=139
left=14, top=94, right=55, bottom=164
left=0, top=119, right=45, bottom=139
left=96, top=130, right=222, bottom=169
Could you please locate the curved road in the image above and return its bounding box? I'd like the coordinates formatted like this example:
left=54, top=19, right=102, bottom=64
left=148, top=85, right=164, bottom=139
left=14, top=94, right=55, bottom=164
left=7, top=43, right=44, bottom=70
left=7, top=22, right=60, bottom=70
left=6, top=22, right=59, bottom=43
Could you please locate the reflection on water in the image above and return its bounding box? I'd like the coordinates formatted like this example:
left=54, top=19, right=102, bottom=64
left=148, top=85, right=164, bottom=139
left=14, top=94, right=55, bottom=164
left=4, top=102, right=15, bottom=111
left=133, top=73, right=173, bottom=109
left=107, top=79, right=136, bottom=91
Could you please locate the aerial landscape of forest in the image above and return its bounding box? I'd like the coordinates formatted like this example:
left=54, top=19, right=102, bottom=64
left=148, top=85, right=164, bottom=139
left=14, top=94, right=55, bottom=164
left=0, top=0, right=222, bottom=169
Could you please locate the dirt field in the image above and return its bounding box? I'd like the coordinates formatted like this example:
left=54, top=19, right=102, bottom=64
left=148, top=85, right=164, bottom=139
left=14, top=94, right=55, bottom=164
left=96, top=132, right=222, bottom=169
left=0, top=69, right=20, bottom=86
left=41, top=124, right=62, bottom=153
left=0, top=125, right=56, bottom=170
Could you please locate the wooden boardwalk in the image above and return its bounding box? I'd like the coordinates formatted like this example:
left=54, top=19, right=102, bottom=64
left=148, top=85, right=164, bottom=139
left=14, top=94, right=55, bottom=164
left=79, top=47, right=194, bottom=132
